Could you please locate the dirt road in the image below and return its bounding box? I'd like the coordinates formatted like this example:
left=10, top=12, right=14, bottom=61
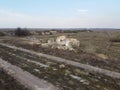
left=0, top=43, right=120, bottom=79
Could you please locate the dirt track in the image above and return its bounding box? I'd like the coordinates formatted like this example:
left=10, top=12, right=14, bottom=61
left=0, top=43, right=120, bottom=79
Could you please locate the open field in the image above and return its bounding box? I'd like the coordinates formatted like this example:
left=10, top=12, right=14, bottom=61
left=0, top=43, right=120, bottom=90
left=0, top=30, right=120, bottom=90
left=1, top=30, right=120, bottom=71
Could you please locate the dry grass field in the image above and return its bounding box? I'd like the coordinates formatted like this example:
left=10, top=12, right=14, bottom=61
left=0, top=30, right=120, bottom=90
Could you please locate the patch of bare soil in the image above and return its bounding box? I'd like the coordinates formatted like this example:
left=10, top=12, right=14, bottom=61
left=95, top=53, right=109, bottom=59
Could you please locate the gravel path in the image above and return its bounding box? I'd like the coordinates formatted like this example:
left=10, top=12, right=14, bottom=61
left=0, top=58, right=59, bottom=90
left=0, top=43, right=120, bottom=79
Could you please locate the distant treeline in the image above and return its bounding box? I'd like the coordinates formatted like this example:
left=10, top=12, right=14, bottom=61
left=0, top=28, right=93, bottom=36
left=14, top=28, right=31, bottom=36
left=57, top=30, right=93, bottom=33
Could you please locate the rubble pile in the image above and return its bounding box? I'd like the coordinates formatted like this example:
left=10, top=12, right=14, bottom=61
left=42, top=36, right=80, bottom=50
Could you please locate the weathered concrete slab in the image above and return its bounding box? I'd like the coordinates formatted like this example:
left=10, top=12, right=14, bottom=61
left=0, top=58, right=59, bottom=90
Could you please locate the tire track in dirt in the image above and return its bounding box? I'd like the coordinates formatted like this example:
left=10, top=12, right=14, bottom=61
left=0, top=43, right=120, bottom=79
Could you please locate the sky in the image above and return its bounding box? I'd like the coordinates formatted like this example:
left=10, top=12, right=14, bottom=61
left=0, top=0, right=120, bottom=28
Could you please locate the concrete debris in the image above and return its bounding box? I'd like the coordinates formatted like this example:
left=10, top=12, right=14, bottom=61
left=59, top=64, right=65, bottom=69
left=70, top=75, right=89, bottom=85
left=24, top=35, right=80, bottom=50
left=34, top=69, right=40, bottom=72
left=42, top=35, right=80, bottom=50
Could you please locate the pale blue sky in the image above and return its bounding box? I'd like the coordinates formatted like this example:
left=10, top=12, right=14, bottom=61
left=0, top=0, right=120, bottom=28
